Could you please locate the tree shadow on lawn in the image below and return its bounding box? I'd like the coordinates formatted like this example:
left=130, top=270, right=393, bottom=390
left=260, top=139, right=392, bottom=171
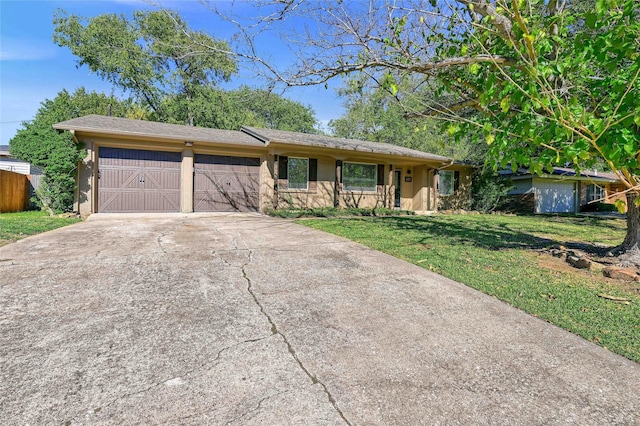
left=375, top=215, right=617, bottom=255
left=541, top=214, right=627, bottom=233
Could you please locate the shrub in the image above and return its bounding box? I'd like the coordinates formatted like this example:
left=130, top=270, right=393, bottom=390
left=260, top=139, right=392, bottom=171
left=470, top=167, right=514, bottom=213
left=267, top=207, right=415, bottom=218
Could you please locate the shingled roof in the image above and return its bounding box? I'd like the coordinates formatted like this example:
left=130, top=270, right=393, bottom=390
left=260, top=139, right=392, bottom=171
left=53, top=115, right=265, bottom=147
left=501, top=167, right=621, bottom=182
left=241, top=126, right=452, bottom=163
left=53, top=115, right=454, bottom=164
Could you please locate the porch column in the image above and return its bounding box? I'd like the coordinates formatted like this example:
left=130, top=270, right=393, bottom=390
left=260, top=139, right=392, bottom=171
left=334, top=160, right=342, bottom=207
left=433, top=170, right=440, bottom=211
left=388, top=164, right=394, bottom=208
left=181, top=147, right=194, bottom=213
left=273, top=155, right=279, bottom=209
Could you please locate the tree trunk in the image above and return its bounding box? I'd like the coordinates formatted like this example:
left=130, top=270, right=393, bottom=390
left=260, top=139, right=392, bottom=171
left=618, top=192, right=640, bottom=267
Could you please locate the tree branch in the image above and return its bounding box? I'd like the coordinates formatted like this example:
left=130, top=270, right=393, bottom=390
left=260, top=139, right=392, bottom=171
left=405, top=99, right=480, bottom=118
left=455, top=0, right=514, bottom=39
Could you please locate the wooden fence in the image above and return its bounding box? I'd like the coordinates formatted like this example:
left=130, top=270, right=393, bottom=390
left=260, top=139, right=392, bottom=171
left=0, top=170, right=30, bottom=213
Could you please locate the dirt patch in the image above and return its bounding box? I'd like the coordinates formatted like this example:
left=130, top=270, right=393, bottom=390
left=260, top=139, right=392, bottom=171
left=536, top=253, right=640, bottom=294
left=537, top=253, right=582, bottom=274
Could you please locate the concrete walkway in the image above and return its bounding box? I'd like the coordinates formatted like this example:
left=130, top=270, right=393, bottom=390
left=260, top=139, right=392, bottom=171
left=1, top=214, right=638, bottom=425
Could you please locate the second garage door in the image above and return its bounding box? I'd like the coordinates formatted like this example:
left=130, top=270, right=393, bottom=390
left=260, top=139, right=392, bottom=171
left=536, top=181, right=576, bottom=213
left=98, top=147, right=181, bottom=213
left=194, top=154, right=260, bottom=212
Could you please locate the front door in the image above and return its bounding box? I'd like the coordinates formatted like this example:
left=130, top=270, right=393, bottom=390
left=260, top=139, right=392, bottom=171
left=394, top=170, right=401, bottom=208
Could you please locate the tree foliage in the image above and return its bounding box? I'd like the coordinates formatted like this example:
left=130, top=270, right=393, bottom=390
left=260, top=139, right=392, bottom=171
left=53, top=9, right=317, bottom=132
left=53, top=9, right=237, bottom=124
left=330, top=76, right=485, bottom=161
left=9, top=89, right=133, bottom=213
left=163, top=85, right=317, bottom=132
left=215, top=0, right=640, bottom=257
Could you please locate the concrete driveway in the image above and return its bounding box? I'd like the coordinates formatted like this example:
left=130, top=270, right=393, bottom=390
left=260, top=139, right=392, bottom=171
left=1, top=214, right=638, bottom=425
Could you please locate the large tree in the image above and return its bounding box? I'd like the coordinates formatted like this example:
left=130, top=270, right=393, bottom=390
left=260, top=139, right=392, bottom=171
left=10, top=88, right=134, bottom=213
left=330, top=76, right=484, bottom=161
left=53, top=9, right=318, bottom=133
left=162, top=85, right=317, bottom=132
left=211, top=0, right=639, bottom=263
left=53, top=9, right=237, bottom=125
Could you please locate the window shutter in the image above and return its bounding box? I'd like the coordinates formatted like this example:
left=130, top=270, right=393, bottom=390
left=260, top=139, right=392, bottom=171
left=309, top=158, right=318, bottom=191
left=377, top=164, right=385, bottom=186
left=278, top=156, right=288, bottom=179
left=454, top=171, right=460, bottom=192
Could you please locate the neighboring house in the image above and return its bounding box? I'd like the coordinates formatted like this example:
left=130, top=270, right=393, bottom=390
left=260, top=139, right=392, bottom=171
left=502, top=167, right=626, bottom=214
left=0, top=145, right=43, bottom=197
left=53, top=115, right=473, bottom=216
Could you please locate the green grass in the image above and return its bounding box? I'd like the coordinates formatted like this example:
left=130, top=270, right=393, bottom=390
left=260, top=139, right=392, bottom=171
left=0, top=210, right=81, bottom=246
left=300, top=214, right=640, bottom=363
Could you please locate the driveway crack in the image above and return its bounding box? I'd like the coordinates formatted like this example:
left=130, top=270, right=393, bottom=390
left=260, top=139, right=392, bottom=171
left=64, top=336, right=269, bottom=424
left=222, top=390, right=292, bottom=426
left=240, top=250, right=352, bottom=426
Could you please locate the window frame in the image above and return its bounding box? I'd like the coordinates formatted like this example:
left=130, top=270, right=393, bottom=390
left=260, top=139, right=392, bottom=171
left=287, top=157, right=309, bottom=190
left=342, top=161, right=378, bottom=192
left=439, top=170, right=455, bottom=196
left=586, top=183, right=605, bottom=203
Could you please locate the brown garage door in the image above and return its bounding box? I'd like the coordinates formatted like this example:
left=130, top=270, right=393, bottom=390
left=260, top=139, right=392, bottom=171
left=194, top=154, right=260, bottom=212
left=98, top=147, right=181, bottom=213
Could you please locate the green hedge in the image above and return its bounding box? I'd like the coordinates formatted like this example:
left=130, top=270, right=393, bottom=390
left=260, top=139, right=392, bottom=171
left=581, top=202, right=620, bottom=213
left=267, top=207, right=415, bottom=218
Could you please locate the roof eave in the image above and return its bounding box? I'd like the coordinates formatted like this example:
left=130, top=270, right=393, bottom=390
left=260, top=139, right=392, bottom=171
left=54, top=125, right=262, bottom=148
left=510, top=173, right=618, bottom=183
left=239, top=126, right=270, bottom=144
left=267, top=140, right=451, bottom=164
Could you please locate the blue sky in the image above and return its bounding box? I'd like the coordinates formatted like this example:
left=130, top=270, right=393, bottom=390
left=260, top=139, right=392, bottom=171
left=0, top=0, right=344, bottom=146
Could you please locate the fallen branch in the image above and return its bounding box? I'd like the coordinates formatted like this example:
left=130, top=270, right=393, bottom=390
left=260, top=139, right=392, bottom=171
left=598, top=294, right=632, bottom=304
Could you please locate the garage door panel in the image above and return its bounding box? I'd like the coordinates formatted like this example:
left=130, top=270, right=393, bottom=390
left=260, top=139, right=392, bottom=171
left=98, top=148, right=181, bottom=213
left=144, top=192, right=180, bottom=212
left=194, top=189, right=259, bottom=212
left=143, top=170, right=181, bottom=191
left=194, top=154, right=260, bottom=212
left=536, top=181, right=575, bottom=213
left=97, top=191, right=121, bottom=212
left=120, top=191, right=147, bottom=212
left=99, top=190, right=145, bottom=212
left=100, top=168, right=140, bottom=190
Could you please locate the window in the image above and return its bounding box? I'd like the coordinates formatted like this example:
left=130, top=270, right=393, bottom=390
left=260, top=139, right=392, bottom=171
left=288, top=157, right=309, bottom=190
left=586, top=184, right=605, bottom=202
left=439, top=171, right=455, bottom=195
left=278, top=156, right=317, bottom=191
left=343, top=162, right=377, bottom=192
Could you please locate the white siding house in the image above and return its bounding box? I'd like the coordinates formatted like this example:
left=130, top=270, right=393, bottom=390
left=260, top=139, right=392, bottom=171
left=503, top=167, right=622, bottom=213
left=0, top=145, right=43, bottom=195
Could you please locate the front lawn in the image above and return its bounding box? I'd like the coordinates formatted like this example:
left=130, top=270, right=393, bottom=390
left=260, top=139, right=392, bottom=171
left=0, top=210, right=81, bottom=246
left=301, top=214, right=640, bottom=363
